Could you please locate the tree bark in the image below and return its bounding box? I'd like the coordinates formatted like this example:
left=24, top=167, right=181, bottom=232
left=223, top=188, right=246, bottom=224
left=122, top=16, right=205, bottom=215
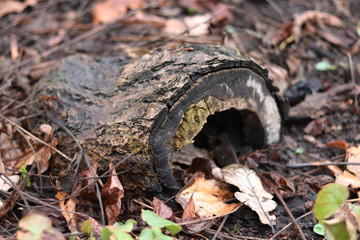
left=38, top=45, right=288, bottom=196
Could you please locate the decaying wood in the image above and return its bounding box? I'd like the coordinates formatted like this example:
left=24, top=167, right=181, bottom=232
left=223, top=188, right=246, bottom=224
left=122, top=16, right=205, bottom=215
left=37, top=45, right=288, bottom=196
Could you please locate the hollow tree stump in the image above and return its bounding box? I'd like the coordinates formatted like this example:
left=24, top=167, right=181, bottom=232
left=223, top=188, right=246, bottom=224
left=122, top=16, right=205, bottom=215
left=38, top=46, right=288, bottom=196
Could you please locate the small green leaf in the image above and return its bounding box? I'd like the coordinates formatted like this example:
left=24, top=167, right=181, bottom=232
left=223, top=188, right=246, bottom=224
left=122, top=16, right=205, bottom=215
left=151, top=227, right=173, bottom=240
left=81, top=220, right=93, bottom=237
left=141, top=210, right=181, bottom=235
left=313, top=223, right=325, bottom=236
left=69, top=231, right=80, bottom=240
left=315, top=61, right=337, bottom=71
left=187, top=7, right=196, bottom=14
left=139, top=228, right=154, bottom=240
left=232, top=224, right=237, bottom=234
left=113, top=219, right=137, bottom=232
left=314, top=183, right=349, bottom=220
left=294, top=148, right=304, bottom=154
left=21, top=166, right=31, bottom=186
left=101, top=227, right=112, bottom=240
left=224, top=25, right=236, bottom=34
left=101, top=226, right=134, bottom=240
left=324, top=218, right=353, bottom=240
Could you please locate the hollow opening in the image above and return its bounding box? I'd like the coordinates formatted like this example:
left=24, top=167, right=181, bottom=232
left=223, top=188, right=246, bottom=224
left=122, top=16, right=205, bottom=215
left=173, top=109, right=265, bottom=167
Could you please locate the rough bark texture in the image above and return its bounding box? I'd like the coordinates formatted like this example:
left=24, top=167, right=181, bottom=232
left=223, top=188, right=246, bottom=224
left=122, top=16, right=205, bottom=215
left=38, top=45, right=288, bottom=196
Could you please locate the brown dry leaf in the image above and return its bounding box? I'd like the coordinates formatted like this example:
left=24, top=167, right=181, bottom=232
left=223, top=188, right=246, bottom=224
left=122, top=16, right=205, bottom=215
left=303, top=117, right=328, bottom=136
left=55, top=191, right=102, bottom=237
left=187, top=158, right=217, bottom=179
left=176, top=172, right=241, bottom=218
left=209, top=2, right=233, bottom=27
left=184, top=14, right=211, bottom=36
left=14, top=124, right=57, bottom=173
left=55, top=191, right=77, bottom=232
left=101, top=162, right=124, bottom=225
left=72, top=164, right=98, bottom=208
left=214, top=163, right=277, bottom=226
left=17, top=214, right=65, bottom=240
left=0, top=0, right=38, bottom=19
left=152, top=197, right=175, bottom=221
left=293, top=10, right=343, bottom=41
left=289, top=83, right=353, bottom=118
left=164, top=18, right=187, bottom=36
left=271, top=22, right=294, bottom=46
left=172, top=143, right=211, bottom=166
left=328, top=140, right=348, bottom=160
left=263, top=172, right=295, bottom=193
left=181, top=193, right=196, bottom=221
left=327, top=165, right=360, bottom=189
left=92, top=0, right=144, bottom=24
left=346, top=146, right=360, bottom=178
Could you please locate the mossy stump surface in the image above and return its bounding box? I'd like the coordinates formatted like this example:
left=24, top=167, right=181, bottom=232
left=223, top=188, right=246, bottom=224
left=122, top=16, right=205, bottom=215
left=38, top=45, right=287, bottom=196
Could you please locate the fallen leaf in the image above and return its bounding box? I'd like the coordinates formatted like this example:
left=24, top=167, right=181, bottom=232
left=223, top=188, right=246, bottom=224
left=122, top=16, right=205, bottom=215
left=17, top=214, right=65, bottom=240
left=13, top=124, right=58, bottom=173
left=164, top=18, right=187, bottom=36
left=214, top=163, right=277, bottom=226
left=176, top=172, right=241, bottom=218
left=328, top=140, right=348, bottom=160
left=181, top=193, right=196, bottom=221
left=303, top=117, right=328, bottom=136
left=184, top=14, right=211, bottom=36
left=55, top=191, right=77, bottom=232
left=289, top=83, right=354, bottom=118
left=101, top=162, right=124, bottom=225
left=92, top=0, right=144, bottom=24
left=293, top=10, right=343, bottom=42
left=271, top=22, right=294, bottom=46
left=0, top=0, right=38, bottom=19
left=186, top=158, right=217, bottom=179
left=347, top=146, right=360, bottom=178
left=152, top=197, right=175, bottom=221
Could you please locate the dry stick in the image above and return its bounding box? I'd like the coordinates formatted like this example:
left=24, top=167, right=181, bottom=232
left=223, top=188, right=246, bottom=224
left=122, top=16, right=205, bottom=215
left=0, top=5, right=151, bottom=75
left=211, top=215, right=228, bottom=240
left=347, top=52, right=358, bottom=111
left=206, top=229, right=269, bottom=240
left=286, top=161, right=360, bottom=168
left=271, top=183, right=306, bottom=240
left=0, top=114, right=73, bottom=162
left=0, top=174, right=30, bottom=213
left=264, top=0, right=288, bottom=22
left=270, top=211, right=313, bottom=240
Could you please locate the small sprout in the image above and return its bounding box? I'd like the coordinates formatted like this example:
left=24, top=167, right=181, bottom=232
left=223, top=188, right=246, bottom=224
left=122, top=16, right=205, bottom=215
left=313, top=223, right=325, bottom=236
left=315, top=61, right=337, bottom=71
left=20, top=166, right=31, bottom=187
left=294, top=148, right=304, bottom=154
left=224, top=25, right=236, bottom=34
left=187, top=7, right=196, bottom=14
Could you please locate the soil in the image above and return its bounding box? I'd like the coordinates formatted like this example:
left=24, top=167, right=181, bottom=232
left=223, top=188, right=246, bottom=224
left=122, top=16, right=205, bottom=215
left=0, top=0, right=359, bottom=239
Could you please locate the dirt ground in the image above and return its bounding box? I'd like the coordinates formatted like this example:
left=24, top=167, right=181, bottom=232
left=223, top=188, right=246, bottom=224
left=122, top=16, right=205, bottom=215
left=1, top=0, right=360, bottom=239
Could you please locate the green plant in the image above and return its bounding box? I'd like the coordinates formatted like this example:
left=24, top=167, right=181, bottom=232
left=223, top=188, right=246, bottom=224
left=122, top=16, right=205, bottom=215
left=313, top=183, right=360, bottom=240
left=98, top=210, right=181, bottom=240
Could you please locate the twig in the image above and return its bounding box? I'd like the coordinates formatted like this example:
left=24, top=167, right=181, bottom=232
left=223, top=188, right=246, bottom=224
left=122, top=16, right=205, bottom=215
left=211, top=215, right=228, bottom=240
left=206, top=229, right=269, bottom=240
left=270, top=182, right=306, bottom=240
left=287, top=161, right=360, bottom=168
left=347, top=52, right=358, bottom=111
left=0, top=114, right=73, bottom=162
left=270, top=211, right=313, bottom=240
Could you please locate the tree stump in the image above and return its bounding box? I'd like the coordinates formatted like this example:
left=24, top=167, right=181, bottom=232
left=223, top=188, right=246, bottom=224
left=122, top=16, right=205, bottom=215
left=38, top=46, right=288, bottom=196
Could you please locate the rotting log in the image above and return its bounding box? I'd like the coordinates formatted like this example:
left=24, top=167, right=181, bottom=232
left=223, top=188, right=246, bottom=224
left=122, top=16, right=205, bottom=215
left=37, top=45, right=288, bottom=196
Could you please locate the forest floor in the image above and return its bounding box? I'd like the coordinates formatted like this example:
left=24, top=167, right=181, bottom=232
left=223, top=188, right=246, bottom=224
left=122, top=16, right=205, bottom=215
left=0, top=0, right=360, bottom=239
